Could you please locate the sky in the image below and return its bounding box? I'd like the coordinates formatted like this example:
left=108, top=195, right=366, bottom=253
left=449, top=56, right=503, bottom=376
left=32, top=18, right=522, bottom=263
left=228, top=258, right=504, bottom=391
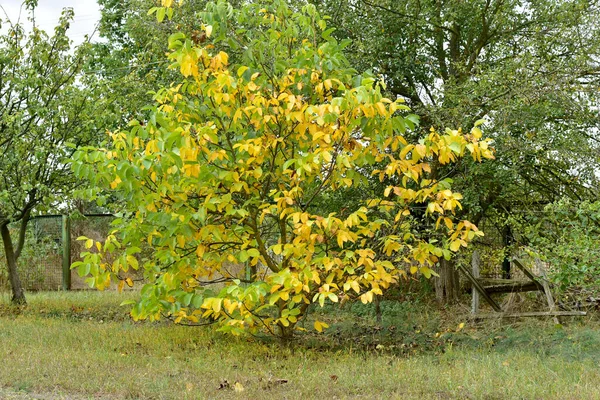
left=0, top=0, right=102, bottom=44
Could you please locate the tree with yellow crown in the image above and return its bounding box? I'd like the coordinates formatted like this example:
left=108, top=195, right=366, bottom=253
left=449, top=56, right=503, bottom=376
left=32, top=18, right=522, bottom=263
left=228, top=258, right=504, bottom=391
left=73, top=0, right=493, bottom=341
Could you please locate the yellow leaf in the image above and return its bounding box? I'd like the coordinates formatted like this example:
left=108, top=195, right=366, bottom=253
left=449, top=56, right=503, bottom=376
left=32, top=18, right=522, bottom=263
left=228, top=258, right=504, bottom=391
left=444, top=218, right=453, bottom=230
left=237, top=66, right=249, bottom=77
left=85, top=239, right=94, bottom=249
left=272, top=244, right=283, bottom=255
left=180, top=52, right=198, bottom=77
left=426, top=202, right=436, bottom=215
left=212, top=298, right=222, bottom=313
left=234, top=382, right=244, bottom=392
left=126, top=255, right=139, bottom=270
left=205, top=25, right=213, bottom=38
left=218, top=51, right=229, bottom=65
left=314, top=320, right=329, bottom=332
left=415, top=144, right=427, bottom=157
left=224, top=299, right=237, bottom=314
left=177, top=235, right=186, bottom=248
left=450, top=240, right=461, bottom=252
left=110, top=176, right=122, bottom=189
left=125, top=278, right=134, bottom=287
left=270, top=284, right=281, bottom=294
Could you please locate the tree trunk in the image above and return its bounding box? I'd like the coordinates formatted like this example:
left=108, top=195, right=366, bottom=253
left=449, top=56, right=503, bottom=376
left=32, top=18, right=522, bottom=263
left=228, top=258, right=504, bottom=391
left=374, top=296, right=382, bottom=325
left=434, top=258, right=459, bottom=304
left=0, top=223, right=26, bottom=304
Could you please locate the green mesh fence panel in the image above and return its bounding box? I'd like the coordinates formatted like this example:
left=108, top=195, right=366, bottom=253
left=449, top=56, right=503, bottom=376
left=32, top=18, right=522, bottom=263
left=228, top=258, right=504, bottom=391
left=69, top=214, right=115, bottom=290
left=473, top=218, right=525, bottom=280
left=0, top=214, right=114, bottom=291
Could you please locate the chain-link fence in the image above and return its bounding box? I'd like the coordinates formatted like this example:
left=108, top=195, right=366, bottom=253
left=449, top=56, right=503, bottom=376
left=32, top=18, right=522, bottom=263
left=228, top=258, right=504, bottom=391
left=0, top=214, right=114, bottom=291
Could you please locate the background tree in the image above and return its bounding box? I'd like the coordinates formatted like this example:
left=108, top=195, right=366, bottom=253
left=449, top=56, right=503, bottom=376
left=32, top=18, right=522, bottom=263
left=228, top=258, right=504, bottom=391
left=0, top=4, right=105, bottom=304
left=311, top=0, right=600, bottom=301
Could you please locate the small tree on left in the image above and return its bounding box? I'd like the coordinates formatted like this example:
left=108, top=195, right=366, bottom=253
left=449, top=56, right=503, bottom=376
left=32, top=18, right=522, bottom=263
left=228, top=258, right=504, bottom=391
left=0, top=3, right=102, bottom=304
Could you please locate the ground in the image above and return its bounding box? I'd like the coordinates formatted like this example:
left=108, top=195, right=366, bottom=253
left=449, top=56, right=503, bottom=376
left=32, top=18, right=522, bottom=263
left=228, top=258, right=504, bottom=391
left=1, top=291, right=599, bottom=399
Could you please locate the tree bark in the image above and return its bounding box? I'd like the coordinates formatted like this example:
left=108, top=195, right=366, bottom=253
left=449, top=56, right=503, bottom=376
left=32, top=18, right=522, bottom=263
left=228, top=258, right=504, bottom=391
left=435, top=258, right=460, bottom=304
left=0, top=222, right=26, bottom=304
left=374, top=296, right=382, bottom=325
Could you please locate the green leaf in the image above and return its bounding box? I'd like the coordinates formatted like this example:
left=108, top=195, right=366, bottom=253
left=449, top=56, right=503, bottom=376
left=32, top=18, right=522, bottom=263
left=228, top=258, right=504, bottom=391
left=156, top=7, right=166, bottom=23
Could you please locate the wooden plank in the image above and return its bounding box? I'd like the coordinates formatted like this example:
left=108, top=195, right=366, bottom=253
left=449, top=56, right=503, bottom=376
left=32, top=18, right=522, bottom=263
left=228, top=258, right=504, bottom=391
left=471, top=250, right=480, bottom=315
left=462, top=279, right=538, bottom=293
left=536, top=259, right=560, bottom=324
left=483, top=281, right=540, bottom=294
left=457, top=263, right=502, bottom=312
left=473, top=311, right=586, bottom=319
left=512, top=259, right=544, bottom=291
left=478, top=278, right=531, bottom=285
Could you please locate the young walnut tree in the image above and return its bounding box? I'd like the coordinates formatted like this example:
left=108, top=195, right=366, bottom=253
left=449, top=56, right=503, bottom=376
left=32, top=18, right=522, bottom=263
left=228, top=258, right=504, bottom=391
left=73, top=0, right=493, bottom=340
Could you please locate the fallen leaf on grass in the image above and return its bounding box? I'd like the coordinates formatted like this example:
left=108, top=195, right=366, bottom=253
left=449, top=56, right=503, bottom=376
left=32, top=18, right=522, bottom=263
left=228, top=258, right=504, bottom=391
left=234, top=381, right=244, bottom=393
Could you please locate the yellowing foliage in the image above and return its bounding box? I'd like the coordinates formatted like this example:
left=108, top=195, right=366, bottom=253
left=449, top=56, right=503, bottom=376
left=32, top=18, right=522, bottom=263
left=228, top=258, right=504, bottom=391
left=73, top=0, right=493, bottom=340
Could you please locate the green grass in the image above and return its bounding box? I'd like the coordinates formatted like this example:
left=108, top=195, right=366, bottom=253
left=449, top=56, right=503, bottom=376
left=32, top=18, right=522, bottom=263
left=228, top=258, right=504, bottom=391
left=1, top=291, right=600, bottom=399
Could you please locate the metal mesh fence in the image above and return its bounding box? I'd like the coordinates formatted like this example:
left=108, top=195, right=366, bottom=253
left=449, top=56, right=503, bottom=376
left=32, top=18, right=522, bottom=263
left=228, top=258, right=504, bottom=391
left=69, top=214, right=116, bottom=290
left=471, top=218, right=525, bottom=280
left=0, top=214, right=114, bottom=291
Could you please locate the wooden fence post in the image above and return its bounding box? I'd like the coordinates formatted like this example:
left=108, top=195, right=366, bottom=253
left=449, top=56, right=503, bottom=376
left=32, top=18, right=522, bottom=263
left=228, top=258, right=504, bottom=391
left=471, top=250, right=480, bottom=315
left=62, top=215, right=71, bottom=291
left=535, top=259, right=560, bottom=325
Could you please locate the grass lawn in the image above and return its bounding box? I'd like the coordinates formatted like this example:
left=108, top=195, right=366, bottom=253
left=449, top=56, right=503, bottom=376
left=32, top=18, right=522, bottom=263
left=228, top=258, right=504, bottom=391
left=1, top=291, right=600, bottom=399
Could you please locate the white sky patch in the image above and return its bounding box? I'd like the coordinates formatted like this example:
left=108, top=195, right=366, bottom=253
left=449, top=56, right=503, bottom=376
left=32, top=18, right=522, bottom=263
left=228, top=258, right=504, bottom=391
left=0, top=0, right=101, bottom=44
